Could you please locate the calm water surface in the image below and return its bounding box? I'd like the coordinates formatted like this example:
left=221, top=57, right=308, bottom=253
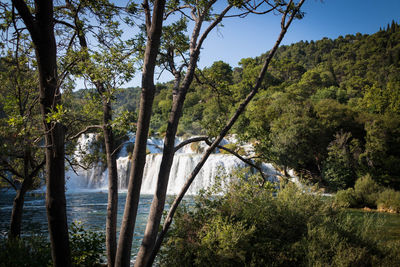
left=0, top=189, right=178, bottom=256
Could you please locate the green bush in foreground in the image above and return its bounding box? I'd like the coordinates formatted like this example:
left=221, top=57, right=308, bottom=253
left=0, top=234, right=52, bottom=267
left=160, top=173, right=400, bottom=266
left=0, top=221, right=105, bottom=267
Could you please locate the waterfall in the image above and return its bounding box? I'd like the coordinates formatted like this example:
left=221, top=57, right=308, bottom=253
left=66, top=134, right=280, bottom=194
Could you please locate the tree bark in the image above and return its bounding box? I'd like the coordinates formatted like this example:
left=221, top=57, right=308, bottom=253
left=9, top=189, right=25, bottom=238
left=134, top=4, right=232, bottom=266
left=115, top=0, right=166, bottom=266
left=9, top=146, right=31, bottom=238
left=100, top=83, right=119, bottom=267
left=12, top=0, right=72, bottom=266
left=146, top=1, right=306, bottom=264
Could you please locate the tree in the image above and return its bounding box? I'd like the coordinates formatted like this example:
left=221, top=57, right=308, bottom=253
left=135, top=2, right=236, bottom=265
left=115, top=0, right=166, bottom=266
left=55, top=2, right=136, bottom=265
left=0, top=54, right=45, bottom=239
left=145, top=1, right=306, bottom=265
left=10, top=0, right=71, bottom=265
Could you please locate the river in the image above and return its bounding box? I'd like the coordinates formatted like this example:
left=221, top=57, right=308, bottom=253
left=0, top=189, right=186, bottom=257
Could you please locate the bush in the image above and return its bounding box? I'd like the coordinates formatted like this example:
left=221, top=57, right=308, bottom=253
left=69, top=221, right=105, bottom=266
left=0, top=222, right=105, bottom=267
left=0, top=235, right=52, bottom=267
left=354, top=174, right=382, bottom=208
left=377, top=189, right=400, bottom=213
left=160, top=174, right=398, bottom=266
left=335, top=174, right=384, bottom=209
left=334, top=188, right=358, bottom=208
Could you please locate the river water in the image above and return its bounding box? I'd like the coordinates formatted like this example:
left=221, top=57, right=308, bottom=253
left=0, top=189, right=182, bottom=257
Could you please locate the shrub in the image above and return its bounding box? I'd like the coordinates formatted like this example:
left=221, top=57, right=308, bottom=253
left=354, top=174, right=382, bottom=208
left=0, top=235, right=52, bottom=267
left=160, top=174, right=398, bottom=266
left=334, top=188, right=357, bottom=208
left=0, top=222, right=105, bottom=267
left=377, top=189, right=400, bottom=213
left=69, top=221, right=105, bottom=266
left=335, top=174, right=384, bottom=209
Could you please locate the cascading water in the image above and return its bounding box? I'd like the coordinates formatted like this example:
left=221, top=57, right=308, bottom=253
left=66, top=134, right=280, bottom=194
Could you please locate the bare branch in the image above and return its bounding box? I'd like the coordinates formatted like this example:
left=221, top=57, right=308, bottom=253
left=204, top=139, right=268, bottom=186
left=173, top=136, right=209, bottom=153
left=194, top=4, right=233, bottom=53
left=111, top=141, right=134, bottom=156
left=54, top=18, right=76, bottom=29
left=0, top=173, right=17, bottom=191
left=67, top=125, right=103, bottom=141
left=0, top=159, right=23, bottom=179
left=164, top=4, right=192, bottom=20
left=65, top=157, right=80, bottom=176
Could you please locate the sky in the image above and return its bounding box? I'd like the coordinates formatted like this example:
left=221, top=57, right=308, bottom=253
left=79, top=0, right=400, bottom=88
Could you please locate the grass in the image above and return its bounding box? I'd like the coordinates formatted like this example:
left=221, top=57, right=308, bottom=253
left=346, top=209, right=400, bottom=244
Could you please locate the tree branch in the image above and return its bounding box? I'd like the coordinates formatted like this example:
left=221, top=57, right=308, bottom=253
left=143, top=0, right=152, bottom=34
left=194, top=4, right=233, bottom=53
left=204, top=139, right=268, bottom=186
left=111, top=141, right=134, bottom=156
left=173, top=136, right=209, bottom=153
left=150, top=0, right=306, bottom=260
left=66, top=125, right=103, bottom=141
left=11, top=0, right=38, bottom=37
left=0, top=173, right=17, bottom=191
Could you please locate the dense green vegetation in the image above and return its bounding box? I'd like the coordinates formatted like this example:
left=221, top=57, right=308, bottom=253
left=146, top=21, right=400, bottom=191
left=160, top=172, right=400, bottom=266
left=0, top=222, right=105, bottom=266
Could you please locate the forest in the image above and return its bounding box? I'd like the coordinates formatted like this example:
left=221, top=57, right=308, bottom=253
left=1, top=0, right=400, bottom=266
left=140, top=21, right=400, bottom=191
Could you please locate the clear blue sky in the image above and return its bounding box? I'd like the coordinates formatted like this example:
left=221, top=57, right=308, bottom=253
left=80, top=0, right=400, bottom=88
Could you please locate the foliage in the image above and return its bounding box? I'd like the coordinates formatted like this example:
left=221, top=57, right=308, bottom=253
left=0, top=222, right=105, bottom=267
left=377, top=188, right=400, bottom=213
left=136, top=20, right=400, bottom=189
left=69, top=221, right=105, bottom=267
left=322, top=131, right=360, bottom=190
left=160, top=174, right=399, bottom=266
left=0, top=54, right=44, bottom=190
left=334, top=175, right=400, bottom=211
left=0, top=235, right=52, bottom=267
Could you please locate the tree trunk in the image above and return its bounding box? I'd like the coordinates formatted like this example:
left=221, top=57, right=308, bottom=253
left=115, top=0, right=166, bottom=266
left=12, top=0, right=72, bottom=266
left=9, top=189, right=25, bottom=238
left=9, top=146, right=31, bottom=239
left=100, top=84, right=119, bottom=267
left=135, top=5, right=232, bottom=266
left=134, top=49, right=199, bottom=267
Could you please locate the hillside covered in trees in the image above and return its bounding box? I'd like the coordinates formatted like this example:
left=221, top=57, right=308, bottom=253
left=142, top=21, right=400, bottom=191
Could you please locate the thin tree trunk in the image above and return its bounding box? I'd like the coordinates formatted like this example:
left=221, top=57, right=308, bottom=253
left=135, top=4, right=232, bottom=266
left=9, top=189, right=25, bottom=238
left=135, top=46, right=200, bottom=267
left=12, top=1, right=72, bottom=266
left=99, top=84, right=119, bottom=267
left=9, top=146, right=31, bottom=238
left=146, top=1, right=305, bottom=264
left=115, top=0, right=166, bottom=266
